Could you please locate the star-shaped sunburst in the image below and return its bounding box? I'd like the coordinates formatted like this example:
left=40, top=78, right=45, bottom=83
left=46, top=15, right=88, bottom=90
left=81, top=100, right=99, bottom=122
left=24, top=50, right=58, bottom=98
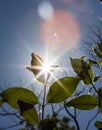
left=26, top=52, right=58, bottom=82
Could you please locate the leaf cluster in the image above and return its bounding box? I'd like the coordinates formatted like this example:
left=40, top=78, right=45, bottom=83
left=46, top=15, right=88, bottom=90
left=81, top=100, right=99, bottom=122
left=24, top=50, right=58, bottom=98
left=0, top=49, right=102, bottom=129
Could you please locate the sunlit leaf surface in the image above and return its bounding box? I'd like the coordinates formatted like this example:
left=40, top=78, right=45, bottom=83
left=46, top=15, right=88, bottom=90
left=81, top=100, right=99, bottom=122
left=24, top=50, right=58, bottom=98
left=47, top=77, right=80, bottom=103
left=65, top=95, right=97, bottom=110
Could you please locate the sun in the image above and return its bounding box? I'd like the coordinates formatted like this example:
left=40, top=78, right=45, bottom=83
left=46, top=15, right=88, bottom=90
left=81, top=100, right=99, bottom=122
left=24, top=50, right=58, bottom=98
left=41, top=61, right=52, bottom=74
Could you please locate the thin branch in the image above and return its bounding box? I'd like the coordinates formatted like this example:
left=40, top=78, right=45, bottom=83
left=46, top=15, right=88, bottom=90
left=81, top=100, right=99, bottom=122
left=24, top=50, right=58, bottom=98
left=64, top=107, right=80, bottom=130
left=0, top=123, right=20, bottom=130
left=85, top=110, right=99, bottom=130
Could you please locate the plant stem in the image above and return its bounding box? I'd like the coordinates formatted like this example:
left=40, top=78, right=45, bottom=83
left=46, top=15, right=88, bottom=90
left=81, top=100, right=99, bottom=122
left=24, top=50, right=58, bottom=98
left=41, top=75, right=48, bottom=130
left=88, top=75, right=102, bottom=98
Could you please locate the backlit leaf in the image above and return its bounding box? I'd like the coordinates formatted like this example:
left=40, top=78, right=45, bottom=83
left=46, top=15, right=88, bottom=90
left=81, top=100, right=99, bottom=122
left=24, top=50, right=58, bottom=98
left=26, top=52, right=58, bottom=82
left=20, top=107, right=39, bottom=125
left=1, top=87, right=38, bottom=109
left=65, top=95, right=97, bottom=110
left=46, top=77, right=80, bottom=103
left=97, top=60, right=102, bottom=65
left=95, top=121, right=102, bottom=129
left=83, top=66, right=93, bottom=85
left=70, top=58, right=93, bottom=85
left=26, top=52, right=44, bottom=82
left=70, top=58, right=84, bottom=75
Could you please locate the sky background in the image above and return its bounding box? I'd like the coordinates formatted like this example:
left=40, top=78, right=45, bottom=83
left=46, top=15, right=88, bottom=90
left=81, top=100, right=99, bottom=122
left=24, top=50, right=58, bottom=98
left=0, top=0, right=102, bottom=129
left=0, top=0, right=102, bottom=85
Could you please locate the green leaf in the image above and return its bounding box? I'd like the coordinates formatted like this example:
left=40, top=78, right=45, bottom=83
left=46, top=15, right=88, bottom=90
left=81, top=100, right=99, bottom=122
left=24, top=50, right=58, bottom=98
left=89, top=59, right=97, bottom=66
left=70, top=58, right=84, bottom=75
left=18, top=100, right=34, bottom=111
left=93, top=76, right=100, bottom=82
left=98, top=88, right=102, bottom=112
left=20, top=107, right=39, bottom=125
left=65, top=95, right=97, bottom=110
left=95, top=121, right=102, bottom=129
left=46, top=77, right=80, bottom=103
left=0, top=99, right=3, bottom=106
left=98, top=42, right=102, bottom=52
left=97, top=60, right=102, bottom=65
left=1, top=87, right=38, bottom=109
left=93, top=47, right=102, bottom=58
left=70, top=58, right=93, bottom=85
left=83, top=66, right=93, bottom=85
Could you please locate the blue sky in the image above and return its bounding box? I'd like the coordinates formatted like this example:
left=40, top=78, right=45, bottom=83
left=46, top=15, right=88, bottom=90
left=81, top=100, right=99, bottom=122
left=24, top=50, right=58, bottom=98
left=0, top=0, right=102, bottom=129
left=0, top=0, right=102, bottom=84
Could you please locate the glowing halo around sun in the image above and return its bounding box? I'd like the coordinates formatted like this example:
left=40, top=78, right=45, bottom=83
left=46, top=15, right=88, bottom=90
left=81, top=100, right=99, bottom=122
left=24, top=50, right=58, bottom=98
left=40, top=10, right=80, bottom=51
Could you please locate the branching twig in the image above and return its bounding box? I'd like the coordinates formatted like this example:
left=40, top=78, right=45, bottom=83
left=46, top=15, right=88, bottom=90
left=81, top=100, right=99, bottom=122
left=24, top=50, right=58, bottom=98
left=86, top=110, right=99, bottom=130
left=64, top=107, right=80, bottom=130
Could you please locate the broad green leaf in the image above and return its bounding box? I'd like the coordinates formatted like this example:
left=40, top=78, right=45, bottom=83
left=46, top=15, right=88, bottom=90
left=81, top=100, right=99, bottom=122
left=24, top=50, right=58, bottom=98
left=20, top=107, right=39, bottom=125
left=65, top=95, right=97, bottom=110
left=1, top=87, right=38, bottom=109
left=83, top=66, right=93, bottom=85
left=98, top=88, right=102, bottom=112
left=95, top=121, right=102, bottom=129
left=93, top=47, right=102, bottom=58
left=70, top=58, right=93, bottom=85
left=97, top=60, right=102, bottom=65
left=0, top=99, right=3, bottom=106
left=70, top=58, right=84, bottom=75
left=46, top=77, right=80, bottom=103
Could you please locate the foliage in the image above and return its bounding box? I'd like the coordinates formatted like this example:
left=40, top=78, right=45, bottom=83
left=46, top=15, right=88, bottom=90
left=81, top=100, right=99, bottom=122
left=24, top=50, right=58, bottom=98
left=46, top=77, right=80, bottom=103
left=0, top=40, right=102, bottom=129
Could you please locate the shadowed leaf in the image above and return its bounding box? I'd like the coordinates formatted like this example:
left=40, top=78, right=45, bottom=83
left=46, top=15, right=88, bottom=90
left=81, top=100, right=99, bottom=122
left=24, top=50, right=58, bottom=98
left=18, top=100, right=39, bottom=125
left=18, top=100, right=34, bottom=112
left=46, top=77, right=80, bottom=103
left=95, top=121, right=102, bottom=129
left=26, top=52, right=58, bottom=82
left=20, top=107, right=39, bottom=125
left=93, top=76, right=100, bottom=82
left=1, top=87, right=38, bottom=109
left=70, top=58, right=93, bottom=85
left=65, top=95, right=97, bottom=110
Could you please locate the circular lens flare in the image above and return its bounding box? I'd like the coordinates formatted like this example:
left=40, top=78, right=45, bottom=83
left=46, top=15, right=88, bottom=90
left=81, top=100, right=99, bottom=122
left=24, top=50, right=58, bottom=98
left=40, top=10, right=80, bottom=51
